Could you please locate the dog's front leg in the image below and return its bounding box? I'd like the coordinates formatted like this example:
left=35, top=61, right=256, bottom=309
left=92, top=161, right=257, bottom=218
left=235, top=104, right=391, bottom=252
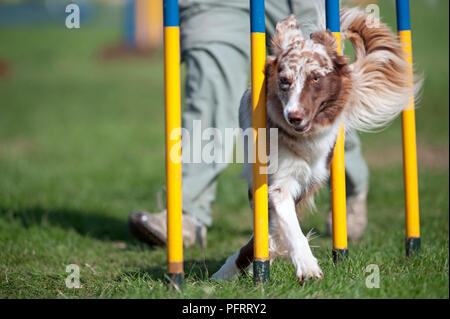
left=270, top=189, right=323, bottom=281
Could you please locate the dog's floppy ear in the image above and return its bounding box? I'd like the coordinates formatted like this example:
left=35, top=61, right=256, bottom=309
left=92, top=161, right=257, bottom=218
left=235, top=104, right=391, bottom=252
left=276, top=14, right=299, bottom=34
left=265, top=55, right=277, bottom=78
left=272, top=14, right=302, bottom=56
left=311, top=30, right=350, bottom=74
left=310, top=30, right=337, bottom=52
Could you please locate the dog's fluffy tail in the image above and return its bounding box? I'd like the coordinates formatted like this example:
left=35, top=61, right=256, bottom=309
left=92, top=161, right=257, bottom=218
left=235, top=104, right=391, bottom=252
left=340, top=8, right=422, bottom=132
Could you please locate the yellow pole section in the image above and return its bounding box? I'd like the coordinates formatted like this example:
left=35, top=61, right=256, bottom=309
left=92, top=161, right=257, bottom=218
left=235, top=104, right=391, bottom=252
left=399, top=29, right=420, bottom=241
left=251, top=32, right=269, bottom=266
left=164, top=25, right=183, bottom=279
left=148, top=0, right=163, bottom=49
left=330, top=31, right=348, bottom=259
left=135, top=0, right=147, bottom=49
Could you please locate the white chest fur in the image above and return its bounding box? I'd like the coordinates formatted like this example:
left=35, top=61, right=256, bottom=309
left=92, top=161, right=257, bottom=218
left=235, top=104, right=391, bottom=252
left=268, top=123, right=339, bottom=201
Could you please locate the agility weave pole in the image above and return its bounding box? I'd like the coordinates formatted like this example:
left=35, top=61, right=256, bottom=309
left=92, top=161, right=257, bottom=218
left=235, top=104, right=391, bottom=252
left=136, top=0, right=163, bottom=50
left=396, top=0, right=421, bottom=256
left=125, top=0, right=136, bottom=47
left=162, top=0, right=270, bottom=288
left=126, top=0, right=163, bottom=50
left=326, top=0, right=349, bottom=263
left=250, top=0, right=270, bottom=284
left=163, top=0, right=183, bottom=288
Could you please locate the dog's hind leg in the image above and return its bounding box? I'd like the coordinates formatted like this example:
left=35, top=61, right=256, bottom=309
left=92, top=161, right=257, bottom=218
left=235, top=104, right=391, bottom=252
left=211, top=237, right=254, bottom=281
left=270, top=188, right=323, bottom=281
left=211, top=234, right=277, bottom=281
left=211, top=188, right=256, bottom=281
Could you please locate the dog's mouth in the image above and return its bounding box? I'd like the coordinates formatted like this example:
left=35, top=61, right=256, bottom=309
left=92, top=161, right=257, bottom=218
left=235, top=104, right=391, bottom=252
left=293, top=102, right=326, bottom=133
left=293, top=120, right=312, bottom=133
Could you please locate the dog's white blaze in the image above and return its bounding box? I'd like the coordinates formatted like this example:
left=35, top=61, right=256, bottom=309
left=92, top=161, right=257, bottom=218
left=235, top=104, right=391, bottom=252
left=281, top=41, right=333, bottom=123
left=284, top=74, right=306, bottom=121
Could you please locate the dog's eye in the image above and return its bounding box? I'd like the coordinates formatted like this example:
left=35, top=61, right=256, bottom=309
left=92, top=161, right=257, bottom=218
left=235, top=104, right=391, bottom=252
left=312, top=76, right=320, bottom=83
left=279, top=77, right=290, bottom=90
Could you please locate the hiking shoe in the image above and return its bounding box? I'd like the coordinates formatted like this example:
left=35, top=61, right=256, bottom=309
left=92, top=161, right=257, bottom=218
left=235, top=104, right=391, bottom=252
left=326, top=188, right=368, bottom=241
left=128, top=210, right=207, bottom=248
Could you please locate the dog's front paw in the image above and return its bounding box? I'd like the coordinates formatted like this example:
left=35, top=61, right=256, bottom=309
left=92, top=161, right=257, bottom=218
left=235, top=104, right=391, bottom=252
left=295, top=255, right=323, bottom=282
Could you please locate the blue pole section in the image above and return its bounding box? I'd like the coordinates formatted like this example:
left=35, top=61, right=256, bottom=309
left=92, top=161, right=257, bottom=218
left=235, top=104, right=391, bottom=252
left=164, top=0, right=179, bottom=27
left=125, top=0, right=136, bottom=47
left=250, top=0, right=265, bottom=33
left=396, top=0, right=411, bottom=31
left=325, top=0, right=340, bottom=32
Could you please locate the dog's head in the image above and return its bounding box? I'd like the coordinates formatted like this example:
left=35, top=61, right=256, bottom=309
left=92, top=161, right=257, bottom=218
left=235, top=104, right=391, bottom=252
left=266, top=15, right=352, bottom=135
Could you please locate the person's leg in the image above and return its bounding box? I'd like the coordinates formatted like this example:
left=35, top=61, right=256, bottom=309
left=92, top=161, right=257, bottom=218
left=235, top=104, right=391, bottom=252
left=180, top=5, right=251, bottom=227
left=129, top=3, right=251, bottom=247
left=342, top=130, right=370, bottom=240
left=344, top=130, right=370, bottom=201
left=326, top=130, right=370, bottom=240
left=265, top=0, right=323, bottom=43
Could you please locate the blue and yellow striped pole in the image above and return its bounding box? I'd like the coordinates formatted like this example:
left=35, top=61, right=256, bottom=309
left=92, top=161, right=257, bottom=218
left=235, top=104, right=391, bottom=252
left=250, top=0, right=270, bottom=284
left=326, top=0, right=348, bottom=263
left=396, top=0, right=421, bottom=256
left=163, top=0, right=183, bottom=288
left=126, top=0, right=163, bottom=50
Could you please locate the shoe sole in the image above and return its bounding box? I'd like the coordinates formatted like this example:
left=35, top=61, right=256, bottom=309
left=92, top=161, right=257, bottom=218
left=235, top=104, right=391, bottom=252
left=128, top=218, right=167, bottom=247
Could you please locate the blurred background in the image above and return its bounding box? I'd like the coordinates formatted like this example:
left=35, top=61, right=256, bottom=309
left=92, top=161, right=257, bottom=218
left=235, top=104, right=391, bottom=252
left=0, top=0, right=448, bottom=298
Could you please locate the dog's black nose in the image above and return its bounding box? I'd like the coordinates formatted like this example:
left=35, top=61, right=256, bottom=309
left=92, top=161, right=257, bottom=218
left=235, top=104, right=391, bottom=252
left=288, top=111, right=303, bottom=126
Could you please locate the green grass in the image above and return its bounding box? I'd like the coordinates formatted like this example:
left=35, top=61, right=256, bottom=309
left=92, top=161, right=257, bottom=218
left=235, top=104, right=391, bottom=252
left=0, top=1, right=448, bottom=298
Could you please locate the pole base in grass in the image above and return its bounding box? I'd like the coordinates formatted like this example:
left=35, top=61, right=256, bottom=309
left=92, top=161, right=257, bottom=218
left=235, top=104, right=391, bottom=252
left=406, top=237, right=421, bottom=256
left=167, top=272, right=184, bottom=290
left=332, top=248, right=348, bottom=263
left=253, top=260, right=270, bottom=284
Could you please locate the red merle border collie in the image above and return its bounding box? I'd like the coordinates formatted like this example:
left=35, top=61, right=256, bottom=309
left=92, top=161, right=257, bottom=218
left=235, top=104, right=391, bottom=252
left=212, top=8, right=421, bottom=282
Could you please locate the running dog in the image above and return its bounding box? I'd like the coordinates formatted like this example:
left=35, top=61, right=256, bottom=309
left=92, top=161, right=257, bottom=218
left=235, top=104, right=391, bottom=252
left=212, top=8, right=421, bottom=281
